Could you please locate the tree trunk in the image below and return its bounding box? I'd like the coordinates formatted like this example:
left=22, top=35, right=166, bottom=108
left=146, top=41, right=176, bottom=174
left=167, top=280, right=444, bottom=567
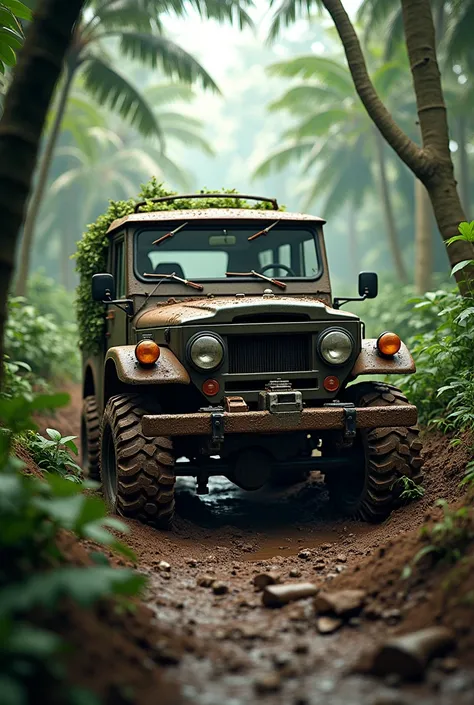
left=320, top=0, right=474, bottom=291
left=374, top=130, right=408, bottom=283
left=457, top=116, right=470, bottom=218
left=15, top=62, right=76, bottom=296
left=0, top=0, right=85, bottom=382
left=415, top=178, right=433, bottom=293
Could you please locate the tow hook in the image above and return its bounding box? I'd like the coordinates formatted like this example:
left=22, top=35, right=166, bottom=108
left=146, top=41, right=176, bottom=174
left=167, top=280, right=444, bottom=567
left=323, top=401, right=357, bottom=442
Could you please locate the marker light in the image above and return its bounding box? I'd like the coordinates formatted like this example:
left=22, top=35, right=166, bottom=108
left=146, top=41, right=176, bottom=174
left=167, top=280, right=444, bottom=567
left=323, top=375, right=340, bottom=392
left=202, top=379, right=220, bottom=396
left=135, top=340, right=161, bottom=365
left=377, top=331, right=401, bottom=357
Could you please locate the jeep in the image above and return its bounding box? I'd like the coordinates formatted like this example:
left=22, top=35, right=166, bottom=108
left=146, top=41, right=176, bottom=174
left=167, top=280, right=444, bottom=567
left=81, top=193, right=423, bottom=529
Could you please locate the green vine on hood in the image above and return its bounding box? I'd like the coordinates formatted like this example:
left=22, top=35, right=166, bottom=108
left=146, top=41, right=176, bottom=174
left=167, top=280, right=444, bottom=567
left=75, top=179, right=282, bottom=354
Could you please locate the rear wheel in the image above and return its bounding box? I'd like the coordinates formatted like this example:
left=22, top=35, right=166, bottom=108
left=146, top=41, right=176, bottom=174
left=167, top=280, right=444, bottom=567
left=100, top=394, right=176, bottom=529
left=325, top=382, right=424, bottom=522
left=81, top=396, right=100, bottom=480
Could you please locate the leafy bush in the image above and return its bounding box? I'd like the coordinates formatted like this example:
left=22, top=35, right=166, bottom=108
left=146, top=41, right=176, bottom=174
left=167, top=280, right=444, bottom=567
left=5, top=297, right=80, bottom=383
left=27, top=270, right=76, bottom=327
left=0, top=392, right=145, bottom=704
left=2, top=357, right=35, bottom=400
left=23, top=428, right=82, bottom=483
left=399, top=289, right=474, bottom=430
left=75, top=178, right=282, bottom=354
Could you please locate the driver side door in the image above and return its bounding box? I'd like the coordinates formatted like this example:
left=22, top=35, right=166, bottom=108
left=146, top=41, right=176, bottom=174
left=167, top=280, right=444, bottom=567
left=106, top=237, right=128, bottom=349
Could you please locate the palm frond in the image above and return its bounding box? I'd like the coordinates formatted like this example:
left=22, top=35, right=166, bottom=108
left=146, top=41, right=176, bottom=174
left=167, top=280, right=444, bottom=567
left=267, top=0, right=322, bottom=41
left=115, top=31, right=219, bottom=91
left=269, top=84, right=344, bottom=114
left=253, top=140, right=315, bottom=179
left=81, top=56, right=164, bottom=138
left=144, top=82, right=196, bottom=104
left=268, top=56, right=355, bottom=96
left=446, top=1, right=474, bottom=71
left=186, top=0, right=255, bottom=31
left=85, top=1, right=158, bottom=37
left=161, top=125, right=214, bottom=155
left=157, top=111, right=203, bottom=130
left=283, top=108, right=348, bottom=140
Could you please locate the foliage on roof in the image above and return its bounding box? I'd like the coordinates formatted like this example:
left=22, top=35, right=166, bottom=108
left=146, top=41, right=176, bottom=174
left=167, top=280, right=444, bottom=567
left=75, top=178, right=282, bottom=354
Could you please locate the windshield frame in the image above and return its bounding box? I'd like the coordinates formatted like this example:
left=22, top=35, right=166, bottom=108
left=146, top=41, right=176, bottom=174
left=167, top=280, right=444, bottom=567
left=133, top=221, right=324, bottom=285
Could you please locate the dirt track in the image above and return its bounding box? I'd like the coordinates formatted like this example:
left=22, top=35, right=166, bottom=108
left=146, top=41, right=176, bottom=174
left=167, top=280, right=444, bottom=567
left=38, top=387, right=474, bottom=704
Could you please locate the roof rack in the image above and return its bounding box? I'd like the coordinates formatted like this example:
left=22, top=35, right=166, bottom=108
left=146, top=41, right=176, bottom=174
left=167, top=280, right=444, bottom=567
left=133, top=193, right=279, bottom=214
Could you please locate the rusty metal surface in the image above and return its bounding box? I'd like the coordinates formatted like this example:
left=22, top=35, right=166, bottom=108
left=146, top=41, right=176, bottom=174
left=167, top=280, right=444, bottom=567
left=134, top=194, right=280, bottom=213
left=224, top=396, right=249, bottom=413
left=135, top=295, right=358, bottom=328
left=106, top=346, right=190, bottom=386
left=351, top=339, right=416, bottom=377
left=142, top=404, right=418, bottom=437
left=107, top=208, right=326, bottom=234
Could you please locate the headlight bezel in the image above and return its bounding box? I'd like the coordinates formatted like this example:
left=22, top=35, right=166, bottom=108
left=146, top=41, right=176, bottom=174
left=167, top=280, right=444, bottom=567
left=318, top=327, right=355, bottom=367
left=187, top=332, right=226, bottom=372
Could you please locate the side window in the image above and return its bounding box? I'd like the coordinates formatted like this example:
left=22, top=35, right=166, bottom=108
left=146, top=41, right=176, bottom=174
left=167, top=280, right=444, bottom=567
left=114, top=240, right=125, bottom=299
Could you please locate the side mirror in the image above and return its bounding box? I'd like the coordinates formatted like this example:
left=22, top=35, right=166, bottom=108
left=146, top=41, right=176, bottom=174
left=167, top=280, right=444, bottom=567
left=358, top=271, right=378, bottom=299
left=92, top=273, right=115, bottom=302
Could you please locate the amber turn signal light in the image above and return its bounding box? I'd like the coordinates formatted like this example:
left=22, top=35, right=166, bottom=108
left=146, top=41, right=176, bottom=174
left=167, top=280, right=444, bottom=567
left=377, top=331, right=401, bottom=357
left=323, top=375, right=340, bottom=392
left=202, top=379, right=220, bottom=396
left=135, top=340, right=160, bottom=365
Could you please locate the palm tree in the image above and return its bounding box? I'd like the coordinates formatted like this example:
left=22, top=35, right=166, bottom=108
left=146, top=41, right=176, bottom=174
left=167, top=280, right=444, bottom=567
left=255, top=53, right=411, bottom=282
left=15, top=0, right=254, bottom=294
left=0, top=0, right=86, bottom=373
left=37, top=81, right=214, bottom=286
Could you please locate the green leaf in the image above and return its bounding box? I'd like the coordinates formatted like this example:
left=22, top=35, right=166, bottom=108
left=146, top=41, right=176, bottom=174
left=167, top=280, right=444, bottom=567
left=64, top=439, right=79, bottom=455
left=0, top=675, right=26, bottom=705
left=451, top=260, right=473, bottom=276
left=31, top=393, right=70, bottom=411
left=1, top=0, right=32, bottom=21
left=46, top=428, right=62, bottom=441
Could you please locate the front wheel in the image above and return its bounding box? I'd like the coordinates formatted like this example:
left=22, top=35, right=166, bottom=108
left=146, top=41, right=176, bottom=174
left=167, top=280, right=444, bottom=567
left=100, top=394, right=176, bottom=529
left=325, top=382, right=424, bottom=522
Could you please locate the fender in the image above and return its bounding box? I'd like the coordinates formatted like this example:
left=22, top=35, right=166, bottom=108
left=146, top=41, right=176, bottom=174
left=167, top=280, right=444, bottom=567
left=351, top=339, right=415, bottom=378
left=105, top=346, right=190, bottom=385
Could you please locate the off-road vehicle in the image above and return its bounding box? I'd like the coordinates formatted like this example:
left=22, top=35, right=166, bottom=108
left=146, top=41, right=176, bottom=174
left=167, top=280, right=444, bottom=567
left=81, top=194, right=423, bottom=529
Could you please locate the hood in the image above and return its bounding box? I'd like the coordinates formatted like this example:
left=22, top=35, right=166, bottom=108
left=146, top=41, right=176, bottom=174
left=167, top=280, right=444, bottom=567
left=135, top=296, right=359, bottom=328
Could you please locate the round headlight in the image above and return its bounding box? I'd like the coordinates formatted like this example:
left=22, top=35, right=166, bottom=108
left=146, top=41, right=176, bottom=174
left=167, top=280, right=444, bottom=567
left=189, top=334, right=224, bottom=371
left=319, top=329, right=353, bottom=365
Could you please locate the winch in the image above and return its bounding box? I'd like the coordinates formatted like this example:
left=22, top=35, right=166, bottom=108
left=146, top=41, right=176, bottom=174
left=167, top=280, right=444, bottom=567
left=258, top=379, right=303, bottom=414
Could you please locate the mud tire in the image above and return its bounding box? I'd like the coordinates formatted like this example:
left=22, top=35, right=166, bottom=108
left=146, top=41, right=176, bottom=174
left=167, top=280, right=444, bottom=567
left=100, top=394, right=176, bottom=529
left=81, top=395, right=101, bottom=480
left=325, top=382, right=424, bottom=522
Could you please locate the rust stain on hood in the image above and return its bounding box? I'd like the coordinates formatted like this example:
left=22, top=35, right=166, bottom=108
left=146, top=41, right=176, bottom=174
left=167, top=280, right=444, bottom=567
left=135, top=296, right=358, bottom=328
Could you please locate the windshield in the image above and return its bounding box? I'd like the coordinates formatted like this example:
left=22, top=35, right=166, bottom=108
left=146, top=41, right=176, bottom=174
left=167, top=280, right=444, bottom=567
left=135, top=223, right=321, bottom=281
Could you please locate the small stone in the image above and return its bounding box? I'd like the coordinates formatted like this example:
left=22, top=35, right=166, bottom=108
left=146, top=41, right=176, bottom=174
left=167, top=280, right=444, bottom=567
left=263, top=582, right=318, bottom=607
left=317, top=616, right=343, bottom=634
left=336, top=554, right=347, bottom=563
left=438, top=657, right=459, bottom=673
left=325, top=573, right=338, bottom=580
left=321, top=543, right=332, bottom=549
left=158, top=560, right=171, bottom=572
left=254, top=673, right=281, bottom=694
left=298, top=549, right=312, bottom=560
left=161, top=572, right=171, bottom=581
left=212, top=581, right=228, bottom=595
left=294, top=641, right=309, bottom=654
left=289, top=568, right=302, bottom=578
left=335, top=565, right=345, bottom=573
left=371, top=627, right=456, bottom=680
left=253, top=572, right=281, bottom=590
left=314, top=589, right=366, bottom=617
left=187, top=559, right=197, bottom=567
left=197, top=575, right=215, bottom=588
left=273, top=652, right=292, bottom=669
left=382, top=608, right=402, bottom=624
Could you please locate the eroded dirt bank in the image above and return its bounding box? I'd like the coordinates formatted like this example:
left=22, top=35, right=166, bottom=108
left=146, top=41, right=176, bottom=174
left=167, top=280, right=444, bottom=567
left=37, top=388, right=474, bottom=704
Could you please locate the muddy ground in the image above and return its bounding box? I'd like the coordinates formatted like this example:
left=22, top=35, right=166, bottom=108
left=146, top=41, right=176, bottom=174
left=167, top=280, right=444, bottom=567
left=35, top=386, right=474, bottom=705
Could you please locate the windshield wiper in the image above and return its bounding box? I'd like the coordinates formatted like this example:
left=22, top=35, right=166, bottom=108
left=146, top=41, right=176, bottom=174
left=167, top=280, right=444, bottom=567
left=143, top=272, right=203, bottom=291
left=225, top=270, right=286, bottom=290
left=248, top=221, right=279, bottom=242
left=152, top=221, right=189, bottom=246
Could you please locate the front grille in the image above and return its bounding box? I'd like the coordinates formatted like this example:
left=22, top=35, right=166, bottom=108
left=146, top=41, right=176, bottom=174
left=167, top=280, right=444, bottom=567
left=227, top=334, right=311, bottom=374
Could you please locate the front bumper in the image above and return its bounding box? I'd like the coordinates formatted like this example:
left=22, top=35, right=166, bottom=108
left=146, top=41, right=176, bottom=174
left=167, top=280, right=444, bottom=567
left=142, top=404, right=417, bottom=437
